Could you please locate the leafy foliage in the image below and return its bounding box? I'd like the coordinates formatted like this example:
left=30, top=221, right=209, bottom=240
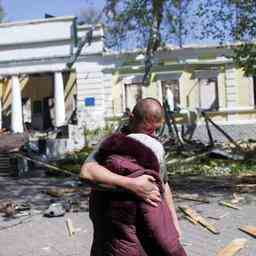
left=195, top=0, right=256, bottom=75
left=80, top=1, right=256, bottom=76
left=103, top=0, right=193, bottom=50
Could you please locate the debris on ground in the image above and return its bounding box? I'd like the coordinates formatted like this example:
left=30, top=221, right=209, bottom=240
left=219, top=201, right=241, bottom=210
left=175, top=195, right=210, bottom=204
left=0, top=200, right=16, bottom=217
left=66, top=218, right=75, bottom=237
left=179, top=206, right=220, bottom=234
left=216, top=238, right=247, bottom=256
left=239, top=226, right=256, bottom=238
left=44, top=203, right=66, bottom=217
left=46, top=187, right=80, bottom=198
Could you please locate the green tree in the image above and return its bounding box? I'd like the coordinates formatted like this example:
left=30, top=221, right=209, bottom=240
left=78, top=1, right=256, bottom=77
left=104, top=0, right=193, bottom=50
left=195, top=0, right=256, bottom=75
left=103, top=0, right=194, bottom=82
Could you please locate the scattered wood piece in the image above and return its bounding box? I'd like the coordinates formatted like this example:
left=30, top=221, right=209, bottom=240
left=179, top=206, right=219, bottom=234
left=66, top=218, right=75, bottom=237
left=219, top=201, right=241, bottom=210
left=196, top=215, right=220, bottom=235
left=166, top=151, right=210, bottom=166
left=176, top=195, right=210, bottom=204
left=216, top=238, right=247, bottom=256
left=46, top=187, right=79, bottom=197
left=179, top=206, right=199, bottom=223
left=184, top=215, right=198, bottom=225
left=239, top=226, right=256, bottom=238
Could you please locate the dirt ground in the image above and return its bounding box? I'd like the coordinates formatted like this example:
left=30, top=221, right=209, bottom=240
left=0, top=172, right=256, bottom=256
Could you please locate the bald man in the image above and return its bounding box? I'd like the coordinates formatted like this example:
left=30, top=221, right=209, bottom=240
left=80, top=98, right=184, bottom=255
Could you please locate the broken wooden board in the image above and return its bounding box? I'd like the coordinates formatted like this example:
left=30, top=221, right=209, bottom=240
left=184, top=215, right=198, bottom=225
left=166, top=151, right=210, bottom=166
left=175, top=195, right=210, bottom=204
left=219, top=201, right=241, bottom=210
left=239, top=226, right=256, bottom=238
left=179, top=206, right=219, bottom=234
left=216, top=238, right=247, bottom=256
left=66, top=218, right=75, bottom=237
left=46, top=187, right=80, bottom=197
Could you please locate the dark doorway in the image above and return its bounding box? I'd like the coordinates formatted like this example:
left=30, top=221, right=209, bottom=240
left=43, top=97, right=53, bottom=130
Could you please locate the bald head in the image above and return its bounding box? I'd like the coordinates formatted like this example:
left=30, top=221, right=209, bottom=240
left=131, top=98, right=164, bottom=125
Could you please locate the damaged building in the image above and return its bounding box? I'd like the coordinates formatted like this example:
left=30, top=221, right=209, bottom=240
left=0, top=16, right=112, bottom=158
left=1, top=15, right=256, bottom=158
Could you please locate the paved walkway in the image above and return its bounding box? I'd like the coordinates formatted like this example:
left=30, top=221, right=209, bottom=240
left=0, top=173, right=256, bottom=256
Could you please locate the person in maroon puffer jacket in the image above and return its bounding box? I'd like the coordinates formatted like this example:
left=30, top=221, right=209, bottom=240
left=80, top=98, right=187, bottom=256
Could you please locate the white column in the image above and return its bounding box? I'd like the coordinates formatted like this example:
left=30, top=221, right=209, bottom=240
left=11, top=76, right=24, bottom=133
left=54, top=72, right=65, bottom=127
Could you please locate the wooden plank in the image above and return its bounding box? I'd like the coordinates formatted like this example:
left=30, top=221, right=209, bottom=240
left=179, top=206, right=219, bottom=234
left=66, top=218, right=75, bottom=237
left=184, top=215, right=198, bottom=225
left=216, top=238, right=247, bottom=256
left=176, top=195, right=210, bottom=204
left=239, top=226, right=256, bottom=238
left=219, top=201, right=241, bottom=210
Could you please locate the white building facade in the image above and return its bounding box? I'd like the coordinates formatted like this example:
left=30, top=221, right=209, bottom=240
left=0, top=16, right=113, bottom=157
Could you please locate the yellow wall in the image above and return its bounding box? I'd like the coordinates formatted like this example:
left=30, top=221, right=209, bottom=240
left=111, top=60, right=256, bottom=124
left=112, top=78, right=123, bottom=115
left=236, top=68, right=253, bottom=107
left=22, top=74, right=53, bottom=101
left=218, top=68, right=227, bottom=109
left=64, top=72, right=77, bottom=115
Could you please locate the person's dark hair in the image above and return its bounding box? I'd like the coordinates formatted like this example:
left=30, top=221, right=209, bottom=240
left=132, top=97, right=163, bottom=123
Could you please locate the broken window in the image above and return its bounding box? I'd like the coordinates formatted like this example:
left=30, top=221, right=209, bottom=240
left=199, top=78, right=219, bottom=111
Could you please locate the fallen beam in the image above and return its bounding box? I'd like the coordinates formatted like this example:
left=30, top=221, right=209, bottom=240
left=166, top=151, right=210, bottom=166
left=14, top=153, right=124, bottom=192
left=239, top=226, right=256, bottom=238
left=216, top=238, right=247, bottom=256
left=219, top=201, right=241, bottom=210
left=179, top=206, right=219, bottom=234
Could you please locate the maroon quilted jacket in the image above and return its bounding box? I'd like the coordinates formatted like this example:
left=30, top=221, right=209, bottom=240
left=89, top=133, right=181, bottom=256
